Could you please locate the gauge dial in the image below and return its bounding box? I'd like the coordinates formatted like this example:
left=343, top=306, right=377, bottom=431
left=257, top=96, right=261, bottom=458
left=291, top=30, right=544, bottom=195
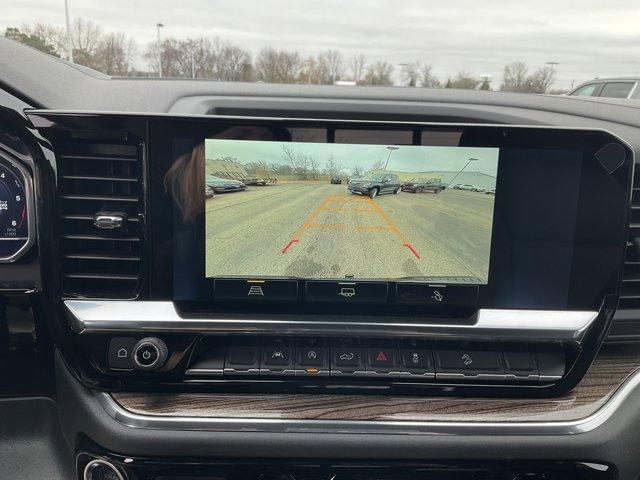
left=0, top=158, right=31, bottom=261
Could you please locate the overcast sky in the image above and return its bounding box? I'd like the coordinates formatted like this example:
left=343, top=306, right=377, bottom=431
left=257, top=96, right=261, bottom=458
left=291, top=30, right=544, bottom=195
left=4, top=0, right=640, bottom=89
left=205, top=139, right=499, bottom=176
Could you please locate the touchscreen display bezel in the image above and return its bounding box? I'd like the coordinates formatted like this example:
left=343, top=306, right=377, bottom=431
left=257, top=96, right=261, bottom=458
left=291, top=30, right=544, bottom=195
left=149, top=117, right=633, bottom=316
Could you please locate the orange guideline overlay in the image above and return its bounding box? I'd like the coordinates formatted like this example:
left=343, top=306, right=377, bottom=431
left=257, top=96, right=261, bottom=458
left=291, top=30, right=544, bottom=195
left=281, top=193, right=420, bottom=259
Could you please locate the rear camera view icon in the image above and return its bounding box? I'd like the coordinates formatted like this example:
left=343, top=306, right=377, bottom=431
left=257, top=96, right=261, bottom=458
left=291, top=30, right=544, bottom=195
left=247, top=285, right=264, bottom=296
left=338, top=287, right=356, bottom=298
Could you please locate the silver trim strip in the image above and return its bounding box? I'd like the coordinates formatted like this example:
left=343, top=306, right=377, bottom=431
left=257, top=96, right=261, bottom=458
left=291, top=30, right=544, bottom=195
left=97, top=365, right=640, bottom=436
left=64, top=300, right=598, bottom=344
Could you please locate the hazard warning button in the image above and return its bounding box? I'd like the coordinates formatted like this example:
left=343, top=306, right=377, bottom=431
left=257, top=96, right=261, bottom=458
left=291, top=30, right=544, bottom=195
left=365, top=341, right=398, bottom=373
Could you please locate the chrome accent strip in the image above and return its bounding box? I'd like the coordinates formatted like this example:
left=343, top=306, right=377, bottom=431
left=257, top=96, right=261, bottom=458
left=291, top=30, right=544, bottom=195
left=97, top=366, right=640, bottom=436
left=64, top=300, right=598, bottom=344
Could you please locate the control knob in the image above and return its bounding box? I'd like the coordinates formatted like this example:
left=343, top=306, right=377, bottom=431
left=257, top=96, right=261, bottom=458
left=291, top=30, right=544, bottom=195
left=132, top=337, right=168, bottom=371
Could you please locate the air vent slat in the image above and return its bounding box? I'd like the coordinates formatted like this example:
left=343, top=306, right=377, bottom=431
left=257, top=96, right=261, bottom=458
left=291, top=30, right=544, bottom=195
left=619, top=169, right=640, bottom=309
left=59, top=154, right=137, bottom=162
left=60, top=214, right=139, bottom=222
left=64, top=253, right=140, bottom=261
left=62, top=234, right=140, bottom=242
left=60, top=194, right=138, bottom=202
left=60, top=174, right=138, bottom=182
left=63, top=272, right=139, bottom=281
left=56, top=141, right=143, bottom=299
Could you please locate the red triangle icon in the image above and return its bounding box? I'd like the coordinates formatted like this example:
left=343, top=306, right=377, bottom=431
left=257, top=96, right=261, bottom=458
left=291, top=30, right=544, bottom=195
left=376, top=350, right=388, bottom=362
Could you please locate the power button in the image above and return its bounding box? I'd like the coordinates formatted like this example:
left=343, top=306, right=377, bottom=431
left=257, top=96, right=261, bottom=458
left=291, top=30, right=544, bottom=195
left=132, top=337, right=168, bottom=371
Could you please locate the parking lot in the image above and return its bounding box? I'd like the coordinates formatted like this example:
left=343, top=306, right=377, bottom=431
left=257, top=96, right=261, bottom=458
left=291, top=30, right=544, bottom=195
left=205, top=182, right=494, bottom=282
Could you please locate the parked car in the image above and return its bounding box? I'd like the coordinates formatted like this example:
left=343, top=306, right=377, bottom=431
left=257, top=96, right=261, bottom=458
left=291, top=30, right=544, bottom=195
left=485, top=188, right=496, bottom=195
left=452, top=184, right=476, bottom=191
left=348, top=173, right=402, bottom=199
left=205, top=184, right=214, bottom=198
left=244, top=177, right=267, bottom=186
left=330, top=176, right=342, bottom=184
left=569, top=77, right=640, bottom=100
left=205, top=175, right=246, bottom=193
left=402, top=178, right=446, bottom=194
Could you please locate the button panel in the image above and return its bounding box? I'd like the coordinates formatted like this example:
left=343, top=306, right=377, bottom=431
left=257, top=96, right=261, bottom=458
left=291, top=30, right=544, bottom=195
left=182, top=337, right=563, bottom=385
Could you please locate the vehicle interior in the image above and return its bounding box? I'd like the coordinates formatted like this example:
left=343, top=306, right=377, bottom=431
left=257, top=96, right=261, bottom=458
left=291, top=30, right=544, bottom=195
left=2, top=3, right=640, bottom=479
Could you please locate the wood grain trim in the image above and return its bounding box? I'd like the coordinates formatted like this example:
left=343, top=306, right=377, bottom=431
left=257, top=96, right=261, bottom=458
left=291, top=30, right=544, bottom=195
left=112, top=347, right=640, bottom=423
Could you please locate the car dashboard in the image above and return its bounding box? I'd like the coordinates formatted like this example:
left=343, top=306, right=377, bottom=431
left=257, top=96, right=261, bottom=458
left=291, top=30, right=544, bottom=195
left=3, top=37, right=640, bottom=480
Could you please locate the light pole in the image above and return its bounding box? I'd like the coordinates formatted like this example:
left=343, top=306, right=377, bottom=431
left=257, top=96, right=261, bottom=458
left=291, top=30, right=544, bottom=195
left=447, top=157, right=478, bottom=188
left=156, top=23, right=164, bottom=78
left=384, top=146, right=399, bottom=170
left=64, top=0, right=73, bottom=63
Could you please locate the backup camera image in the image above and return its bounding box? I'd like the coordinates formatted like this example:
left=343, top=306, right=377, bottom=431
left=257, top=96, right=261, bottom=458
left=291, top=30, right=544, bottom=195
left=204, top=139, right=498, bottom=284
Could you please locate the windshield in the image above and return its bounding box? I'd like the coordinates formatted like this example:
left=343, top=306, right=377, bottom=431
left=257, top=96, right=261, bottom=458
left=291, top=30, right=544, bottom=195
left=4, top=1, right=639, bottom=94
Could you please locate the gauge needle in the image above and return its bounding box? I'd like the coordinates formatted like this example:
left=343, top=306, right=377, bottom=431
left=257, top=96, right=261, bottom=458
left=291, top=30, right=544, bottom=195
left=17, top=204, right=25, bottom=228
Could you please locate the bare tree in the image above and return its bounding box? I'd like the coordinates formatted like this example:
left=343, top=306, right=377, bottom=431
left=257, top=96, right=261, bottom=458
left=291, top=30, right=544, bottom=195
left=364, top=61, right=394, bottom=86
left=526, top=66, right=556, bottom=93
left=325, top=155, right=340, bottom=177
left=323, top=49, right=343, bottom=83
left=420, top=63, right=441, bottom=88
left=95, top=32, right=136, bottom=76
left=255, top=47, right=302, bottom=83
left=20, top=23, right=66, bottom=54
left=352, top=164, right=363, bottom=177
left=501, top=62, right=556, bottom=93
left=446, top=70, right=479, bottom=89
left=401, top=62, right=441, bottom=88
left=300, top=54, right=331, bottom=84
left=69, top=18, right=102, bottom=67
left=501, top=62, right=529, bottom=92
left=349, top=53, right=367, bottom=83
left=308, top=156, right=321, bottom=179
left=401, top=62, right=420, bottom=87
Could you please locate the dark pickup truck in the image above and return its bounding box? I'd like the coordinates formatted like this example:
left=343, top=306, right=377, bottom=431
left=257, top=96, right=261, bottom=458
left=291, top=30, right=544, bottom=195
left=401, top=178, right=446, bottom=194
left=348, top=173, right=402, bottom=198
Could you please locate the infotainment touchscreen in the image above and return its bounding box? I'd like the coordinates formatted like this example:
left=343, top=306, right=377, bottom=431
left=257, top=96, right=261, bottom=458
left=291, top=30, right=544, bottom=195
left=202, top=139, right=499, bottom=284
left=156, top=119, right=631, bottom=312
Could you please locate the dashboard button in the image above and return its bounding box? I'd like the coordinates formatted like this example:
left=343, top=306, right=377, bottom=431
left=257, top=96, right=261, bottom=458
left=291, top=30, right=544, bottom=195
left=225, top=341, right=261, bottom=374
left=503, top=349, right=538, bottom=381
left=214, top=279, right=298, bottom=302
left=365, top=340, right=398, bottom=375
left=107, top=337, right=137, bottom=370
left=295, top=338, right=329, bottom=376
left=331, top=338, right=365, bottom=375
left=263, top=345, right=292, bottom=366
left=435, top=343, right=504, bottom=380
left=533, top=349, right=566, bottom=381
left=399, top=339, right=434, bottom=377
left=396, top=283, right=479, bottom=306
left=261, top=338, right=295, bottom=375
left=305, top=281, right=388, bottom=304
left=132, top=337, right=168, bottom=371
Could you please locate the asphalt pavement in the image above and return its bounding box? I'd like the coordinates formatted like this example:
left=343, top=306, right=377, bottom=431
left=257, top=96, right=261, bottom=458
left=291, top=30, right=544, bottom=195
left=205, top=182, right=494, bottom=282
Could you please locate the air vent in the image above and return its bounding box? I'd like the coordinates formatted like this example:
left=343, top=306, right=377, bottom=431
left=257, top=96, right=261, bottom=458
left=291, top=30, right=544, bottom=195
left=56, top=141, right=144, bottom=298
left=620, top=169, right=640, bottom=308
